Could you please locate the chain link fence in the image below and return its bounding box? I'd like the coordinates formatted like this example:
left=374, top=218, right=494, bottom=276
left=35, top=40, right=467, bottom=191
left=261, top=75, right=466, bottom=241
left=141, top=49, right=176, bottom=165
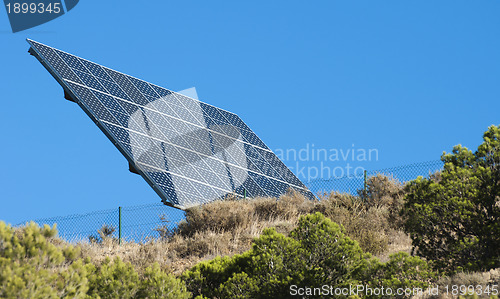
left=17, top=203, right=185, bottom=243
left=18, top=160, right=444, bottom=242
left=307, top=160, right=444, bottom=195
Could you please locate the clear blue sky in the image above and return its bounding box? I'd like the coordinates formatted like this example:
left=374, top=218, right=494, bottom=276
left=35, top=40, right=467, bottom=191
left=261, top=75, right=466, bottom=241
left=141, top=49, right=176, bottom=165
left=1, top=1, right=499, bottom=225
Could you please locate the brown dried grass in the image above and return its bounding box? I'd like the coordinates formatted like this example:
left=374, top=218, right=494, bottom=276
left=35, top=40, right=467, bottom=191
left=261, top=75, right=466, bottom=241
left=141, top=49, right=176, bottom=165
left=78, top=179, right=408, bottom=274
left=52, top=175, right=497, bottom=294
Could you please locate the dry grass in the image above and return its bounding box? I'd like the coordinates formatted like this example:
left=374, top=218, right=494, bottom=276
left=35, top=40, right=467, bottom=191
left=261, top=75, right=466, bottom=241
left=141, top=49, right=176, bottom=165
left=77, top=179, right=409, bottom=274
left=377, top=229, right=413, bottom=262
left=35, top=174, right=496, bottom=298
left=416, top=268, right=500, bottom=299
left=57, top=176, right=498, bottom=293
left=77, top=191, right=317, bottom=274
left=314, top=192, right=392, bottom=255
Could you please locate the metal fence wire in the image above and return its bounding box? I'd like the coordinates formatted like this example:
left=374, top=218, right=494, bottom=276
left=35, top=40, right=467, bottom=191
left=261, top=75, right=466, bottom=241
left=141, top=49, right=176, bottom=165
left=18, top=203, right=185, bottom=243
left=19, top=160, right=444, bottom=242
left=307, top=160, right=444, bottom=195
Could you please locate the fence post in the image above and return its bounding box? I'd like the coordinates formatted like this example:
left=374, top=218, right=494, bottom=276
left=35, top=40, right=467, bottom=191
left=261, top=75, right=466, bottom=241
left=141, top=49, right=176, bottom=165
left=244, top=188, right=247, bottom=199
left=363, top=170, right=367, bottom=199
left=118, top=206, right=122, bottom=245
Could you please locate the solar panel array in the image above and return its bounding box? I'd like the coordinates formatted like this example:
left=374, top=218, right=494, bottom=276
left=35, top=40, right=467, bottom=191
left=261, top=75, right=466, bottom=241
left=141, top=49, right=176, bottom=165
left=28, top=39, right=315, bottom=209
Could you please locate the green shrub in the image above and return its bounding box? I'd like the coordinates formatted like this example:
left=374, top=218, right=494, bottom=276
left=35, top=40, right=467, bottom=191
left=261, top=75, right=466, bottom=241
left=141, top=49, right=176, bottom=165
left=86, top=257, right=140, bottom=298
left=183, top=213, right=436, bottom=298
left=139, top=263, right=191, bottom=299
left=403, top=125, right=500, bottom=273
left=0, top=221, right=190, bottom=299
left=182, top=255, right=241, bottom=297
left=86, top=257, right=190, bottom=299
left=218, top=272, right=259, bottom=299
left=366, top=252, right=437, bottom=295
left=236, top=228, right=304, bottom=298
left=0, top=221, right=88, bottom=299
left=289, top=213, right=367, bottom=288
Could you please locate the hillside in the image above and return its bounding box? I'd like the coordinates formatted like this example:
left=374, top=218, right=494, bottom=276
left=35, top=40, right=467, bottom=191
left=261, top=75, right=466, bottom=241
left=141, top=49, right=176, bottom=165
left=2, top=173, right=498, bottom=298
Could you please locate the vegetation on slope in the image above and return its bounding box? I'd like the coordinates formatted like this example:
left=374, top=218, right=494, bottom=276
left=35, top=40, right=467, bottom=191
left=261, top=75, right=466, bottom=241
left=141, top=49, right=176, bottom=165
left=2, top=125, right=500, bottom=298
left=403, top=125, right=500, bottom=274
left=0, top=222, right=190, bottom=298
left=182, top=213, right=436, bottom=299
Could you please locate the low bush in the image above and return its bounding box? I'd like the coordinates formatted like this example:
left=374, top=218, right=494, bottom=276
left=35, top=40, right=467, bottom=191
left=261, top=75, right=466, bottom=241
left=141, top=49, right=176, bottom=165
left=0, top=221, right=87, bottom=298
left=363, top=174, right=406, bottom=229
left=314, top=192, right=391, bottom=255
left=252, top=190, right=316, bottom=221
left=177, top=191, right=316, bottom=238
left=177, top=199, right=254, bottom=237
left=182, top=213, right=437, bottom=299
left=0, top=221, right=190, bottom=299
left=175, top=186, right=404, bottom=257
left=86, top=257, right=190, bottom=299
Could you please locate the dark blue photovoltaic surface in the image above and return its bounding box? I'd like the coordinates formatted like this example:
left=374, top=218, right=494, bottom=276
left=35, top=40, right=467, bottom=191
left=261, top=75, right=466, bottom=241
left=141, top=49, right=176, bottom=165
left=27, top=39, right=315, bottom=209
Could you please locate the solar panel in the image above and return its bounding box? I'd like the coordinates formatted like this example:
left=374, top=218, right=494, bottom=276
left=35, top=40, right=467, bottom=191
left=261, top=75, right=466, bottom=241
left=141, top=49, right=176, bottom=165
left=27, top=39, right=315, bottom=209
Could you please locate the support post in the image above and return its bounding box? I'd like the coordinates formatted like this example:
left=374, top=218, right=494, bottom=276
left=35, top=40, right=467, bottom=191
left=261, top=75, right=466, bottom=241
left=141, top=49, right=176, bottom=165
left=118, top=206, right=122, bottom=245
left=363, top=170, right=367, bottom=200
left=244, top=188, right=247, bottom=199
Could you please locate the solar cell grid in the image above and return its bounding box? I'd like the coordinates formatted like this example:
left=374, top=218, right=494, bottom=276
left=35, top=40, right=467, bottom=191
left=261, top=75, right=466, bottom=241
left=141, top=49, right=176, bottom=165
left=28, top=39, right=315, bottom=209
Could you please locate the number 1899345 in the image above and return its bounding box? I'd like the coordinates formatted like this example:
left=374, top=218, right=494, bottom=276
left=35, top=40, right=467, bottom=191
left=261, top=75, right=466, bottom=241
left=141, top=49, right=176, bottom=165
left=5, top=2, right=62, bottom=14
